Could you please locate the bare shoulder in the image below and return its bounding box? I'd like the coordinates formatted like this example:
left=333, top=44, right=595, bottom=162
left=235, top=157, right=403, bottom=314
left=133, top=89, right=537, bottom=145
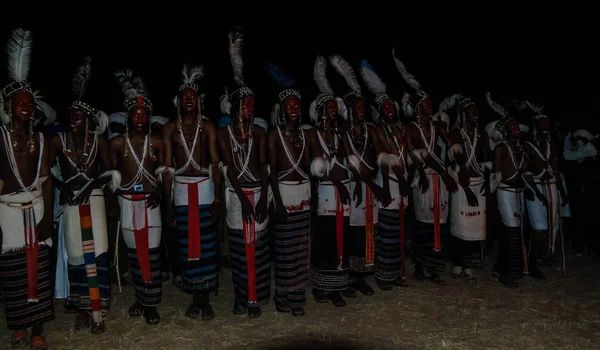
left=203, top=119, right=216, bottom=133
left=164, top=120, right=177, bottom=133
left=151, top=134, right=164, bottom=147
left=97, top=135, right=109, bottom=148
left=110, top=135, right=125, bottom=149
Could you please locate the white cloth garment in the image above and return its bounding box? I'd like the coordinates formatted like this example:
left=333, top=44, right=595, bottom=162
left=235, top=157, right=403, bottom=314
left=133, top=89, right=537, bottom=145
left=63, top=189, right=109, bottom=265
left=117, top=194, right=162, bottom=249
left=0, top=191, right=51, bottom=253
left=278, top=180, right=311, bottom=213
left=54, top=187, right=69, bottom=299
left=317, top=180, right=351, bottom=217
left=526, top=180, right=560, bottom=252
left=226, top=185, right=269, bottom=231
left=412, top=169, right=449, bottom=224
left=349, top=181, right=379, bottom=226
left=173, top=175, right=215, bottom=206
left=496, top=184, right=524, bottom=228
left=450, top=177, right=486, bottom=241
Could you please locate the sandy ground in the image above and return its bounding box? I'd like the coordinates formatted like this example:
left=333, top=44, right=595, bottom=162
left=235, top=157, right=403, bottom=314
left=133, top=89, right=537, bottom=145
left=1, top=253, right=599, bottom=349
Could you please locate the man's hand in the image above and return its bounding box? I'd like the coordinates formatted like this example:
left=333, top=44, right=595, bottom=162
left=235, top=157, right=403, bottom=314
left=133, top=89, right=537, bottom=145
left=442, top=173, right=459, bottom=193
left=75, top=185, right=94, bottom=205
left=560, top=192, right=569, bottom=207
left=353, top=183, right=363, bottom=208
left=338, top=185, right=351, bottom=206
left=458, top=166, right=470, bottom=188
left=254, top=196, right=268, bottom=224
left=419, top=174, right=429, bottom=194
left=535, top=191, right=549, bottom=207
left=274, top=202, right=288, bottom=223
left=59, top=186, right=75, bottom=206
left=37, top=217, right=52, bottom=241
left=240, top=196, right=254, bottom=224
left=166, top=206, right=177, bottom=228
left=210, top=200, right=223, bottom=223
left=464, top=187, right=479, bottom=207
left=147, top=192, right=161, bottom=210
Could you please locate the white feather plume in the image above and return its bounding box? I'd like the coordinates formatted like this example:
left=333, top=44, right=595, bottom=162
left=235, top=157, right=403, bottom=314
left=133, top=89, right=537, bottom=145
left=485, top=92, right=507, bottom=117
left=94, top=110, right=109, bottom=134
left=314, top=55, right=333, bottom=95
left=515, top=100, right=544, bottom=114
left=336, top=97, right=348, bottom=121
left=34, top=91, right=56, bottom=126
left=392, top=47, right=421, bottom=91
left=6, top=28, right=33, bottom=83
left=359, top=60, right=386, bottom=95
left=114, top=69, right=138, bottom=101
left=309, top=100, right=318, bottom=125
left=271, top=103, right=282, bottom=127
left=181, top=64, right=204, bottom=84
left=228, top=27, right=245, bottom=86
left=439, top=94, right=462, bottom=114
left=0, top=100, right=9, bottom=125
left=72, top=56, right=92, bottom=100
left=329, top=54, right=361, bottom=94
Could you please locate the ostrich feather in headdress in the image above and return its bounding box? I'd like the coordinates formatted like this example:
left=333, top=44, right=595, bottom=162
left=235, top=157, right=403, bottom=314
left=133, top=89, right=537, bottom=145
left=515, top=100, right=544, bottom=114
left=115, top=69, right=138, bottom=102
left=6, top=28, right=33, bottom=84
left=359, top=59, right=386, bottom=96
left=392, top=47, right=421, bottom=91
left=267, top=63, right=297, bottom=89
left=132, top=75, right=148, bottom=97
left=33, top=91, right=56, bottom=126
left=329, top=54, right=361, bottom=94
left=314, top=55, right=333, bottom=96
left=72, top=56, right=92, bottom=101
left=439, top=94, right=465, bottom=130
left=485, top=92, right=507, bottom=117
left=229, top=27, right=245, bottom=86
left=181, top=64, right=204, bottom=85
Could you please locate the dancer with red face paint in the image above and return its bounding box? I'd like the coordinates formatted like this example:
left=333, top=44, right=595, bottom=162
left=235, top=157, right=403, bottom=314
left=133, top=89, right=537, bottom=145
left=440, top=94, right=491, bottom=280
left=394, top=50, right=458, bottom=286
left=485, top=93, right=537, bottom=288
left=111, top=70, right=166, bottom=325
left=306, top=56, right=353, bottom=308
left=518, top=100, right=567, bottom=276
left=267, top=62, right=312, bottom=316
left=218, top=27, right=271, bottom=319
left=48, top=57, right=115, bottom=334
left=0, top=28, right=57, bottom=350
left=162, top=64, right=222, bottom=321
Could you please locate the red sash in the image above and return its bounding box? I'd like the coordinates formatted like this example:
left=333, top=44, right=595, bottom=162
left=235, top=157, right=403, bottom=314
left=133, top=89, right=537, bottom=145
left=131, top=194, right=152, bottom=284
left=243, top=190, right=257, bottom=303
left=336, top=188, right=344, bottom=269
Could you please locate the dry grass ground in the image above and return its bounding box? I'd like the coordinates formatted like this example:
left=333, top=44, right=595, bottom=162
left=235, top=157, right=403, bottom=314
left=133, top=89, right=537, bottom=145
left=1, top=254, right=599, bottom=349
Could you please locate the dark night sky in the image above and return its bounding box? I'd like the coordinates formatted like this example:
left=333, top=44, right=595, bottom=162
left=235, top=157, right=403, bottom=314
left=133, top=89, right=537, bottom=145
left=1, top=10, right=598, bottom=131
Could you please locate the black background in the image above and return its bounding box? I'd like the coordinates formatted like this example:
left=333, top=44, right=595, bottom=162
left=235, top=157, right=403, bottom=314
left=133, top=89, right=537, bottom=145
left=1, top=7, right=597, bottom=131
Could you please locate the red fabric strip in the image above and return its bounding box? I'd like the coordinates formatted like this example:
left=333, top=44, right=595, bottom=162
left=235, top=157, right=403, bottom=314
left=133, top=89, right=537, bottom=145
left=132, top=194, right=152, bottom=284
left=187, top=183, right=201, bottom=260
left=25, top=208, right=39, bottom=302
left=433, top=174, right=441, bottom=251
left=243, top=190, right=257, bottom=303
left=400, top=200, right=406, bottom=279
left=336, top=188, right=344, bottom=269
left=365, top=186, right=375, bottom=264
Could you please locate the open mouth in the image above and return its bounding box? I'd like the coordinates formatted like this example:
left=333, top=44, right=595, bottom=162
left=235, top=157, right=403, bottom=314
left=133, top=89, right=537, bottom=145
left=136, top=123, right=144, bottom=129
left=185, top=103, right=193, bottom=107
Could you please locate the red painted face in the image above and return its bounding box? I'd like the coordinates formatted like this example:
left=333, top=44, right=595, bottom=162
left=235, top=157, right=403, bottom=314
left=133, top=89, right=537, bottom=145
left=12, top=90, right=35, bottom=121
left=380, top=100, right=397, bottom=121
left=325, top=99, right=338, bottom=120
left=418, top=95, right=433, bottom=116
left=240, top=95, right=255, bottom=121
left=129, top=105, right=149, bottom=133
left=353, top=98, right=366, bottom=121
left=536, top=117, right=549, bottom=134
left=179, top=88, right=198, bottom=113
left=283, top=96, right=300, bottom=122
left=507, top=119, right=520, bottom=137
left=70, top=108, right=87, bottom=133
left=464, top=104, right=479, bottom=124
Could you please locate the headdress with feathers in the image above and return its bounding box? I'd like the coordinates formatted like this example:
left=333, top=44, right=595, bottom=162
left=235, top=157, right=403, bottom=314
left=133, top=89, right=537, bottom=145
left=438, top=93, right=476, bottom=131
left=307, top=56, right=347, bottom=126
left=172, top=64, right=207, bottom=108
left=114, top=69, right=153, bottom=114
left=220, top=27, right=254, bottom=116
left=359, top=59, right=399, bottom=124
left=392, top=48, right=429, bottom=118
left=0, top=28, right=55, bottom=126
left=514, top=99, right=547, bottom=135
left=329, top=54, right=363, bottom=107
left=484, top=92, right=514, bottom=150
left=267, top=62, right=302, bottom=126
left=70, top=57, right=108, bottom=134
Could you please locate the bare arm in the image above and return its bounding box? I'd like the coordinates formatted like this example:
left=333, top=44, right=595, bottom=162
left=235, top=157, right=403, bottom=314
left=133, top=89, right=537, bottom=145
left=268, top=129, right=283, bottom=208
left=218, top=128, right=248, bottom=205
left=162, top=122, right=175, bottom=209
left=48, top=135, right=65, bottom=188
left=40, top=134, right=54, bottom=240
left=207, top=123, right=222, bottom=203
